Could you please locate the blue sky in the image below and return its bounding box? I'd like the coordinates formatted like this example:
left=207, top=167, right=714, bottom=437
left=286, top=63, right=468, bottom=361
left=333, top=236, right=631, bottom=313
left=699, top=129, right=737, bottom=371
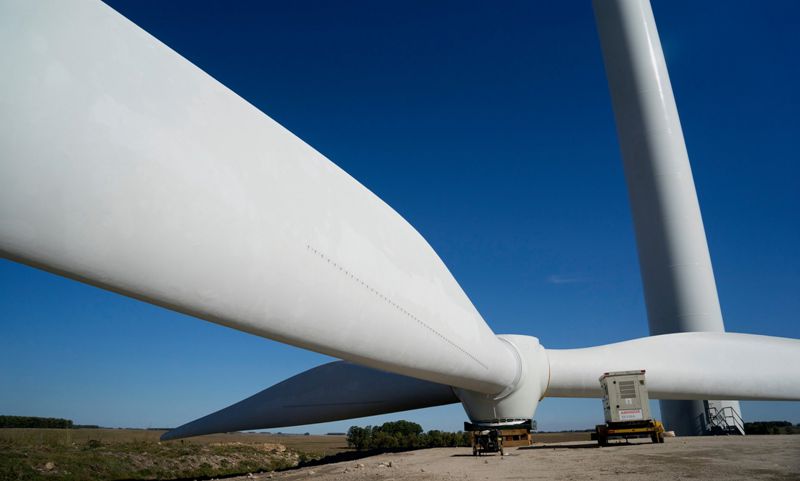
left=1, top=0, right=798, bottom=433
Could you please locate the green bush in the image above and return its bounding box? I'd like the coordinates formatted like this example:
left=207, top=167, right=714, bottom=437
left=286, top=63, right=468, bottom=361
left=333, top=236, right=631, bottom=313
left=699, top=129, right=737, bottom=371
left=744, top=421, right=799, bottom=435
left=346, top=421, right=470, bottom=451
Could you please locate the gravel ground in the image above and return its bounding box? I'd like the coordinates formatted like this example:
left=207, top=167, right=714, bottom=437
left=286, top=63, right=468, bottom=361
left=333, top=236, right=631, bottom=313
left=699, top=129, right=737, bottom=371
left=237, top=435, right=800, bottom=481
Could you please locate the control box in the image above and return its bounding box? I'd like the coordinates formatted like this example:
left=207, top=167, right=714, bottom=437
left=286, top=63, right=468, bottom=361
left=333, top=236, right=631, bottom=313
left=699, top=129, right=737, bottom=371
left=600, top=370, right=651, bottom=423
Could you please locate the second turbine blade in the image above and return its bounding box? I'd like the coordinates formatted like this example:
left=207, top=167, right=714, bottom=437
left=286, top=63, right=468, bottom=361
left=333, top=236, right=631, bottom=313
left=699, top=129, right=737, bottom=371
left=162, top=361, right=459, bottom=440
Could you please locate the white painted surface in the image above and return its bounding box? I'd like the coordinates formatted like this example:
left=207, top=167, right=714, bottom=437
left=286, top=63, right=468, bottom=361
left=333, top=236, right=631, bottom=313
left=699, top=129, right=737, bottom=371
left=593, top=0, right=724, bottom=335
left=546, top=332, right=800, bottom=400
left=455, top=335, right=549, bottom=424
left=0, top=0, right=518, bottom=394
left=161, top=361, right=458, bottom=440
left=593, top=0, right=739, bottom=434
left=1, top=1, right=798, bottom=439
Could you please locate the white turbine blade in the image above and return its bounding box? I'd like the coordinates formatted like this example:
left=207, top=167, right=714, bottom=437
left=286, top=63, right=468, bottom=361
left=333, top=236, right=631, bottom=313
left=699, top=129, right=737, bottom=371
left=0, top=1, right=518, bottom=394
left=162, top=361, right=458, bottom=441
left=545, top=332, right=800, bottom=400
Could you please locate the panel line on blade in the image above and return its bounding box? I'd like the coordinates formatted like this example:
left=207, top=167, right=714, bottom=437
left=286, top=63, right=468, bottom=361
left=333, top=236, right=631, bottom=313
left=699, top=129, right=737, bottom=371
left=305, top=244, right=488, bottom=370
left=284, top=401, right=387, bottom=408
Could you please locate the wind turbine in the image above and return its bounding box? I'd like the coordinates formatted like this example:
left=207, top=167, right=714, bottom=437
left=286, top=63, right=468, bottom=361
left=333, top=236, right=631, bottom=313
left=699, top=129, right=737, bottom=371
left=1, top=0, right=797, bottom=441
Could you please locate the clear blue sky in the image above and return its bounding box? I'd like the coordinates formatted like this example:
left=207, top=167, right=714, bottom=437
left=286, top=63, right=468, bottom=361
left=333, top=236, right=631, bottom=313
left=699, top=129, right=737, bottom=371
left=1, top=0, right=798, bottom=433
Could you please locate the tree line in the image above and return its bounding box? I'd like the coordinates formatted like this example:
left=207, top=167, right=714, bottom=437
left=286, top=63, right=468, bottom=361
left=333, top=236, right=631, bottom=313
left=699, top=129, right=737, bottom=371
left=0, top=415, right=74, bottom=429
left=744, top=421, right=800, bottom=435
left=346, top=420, right=470, bottom=451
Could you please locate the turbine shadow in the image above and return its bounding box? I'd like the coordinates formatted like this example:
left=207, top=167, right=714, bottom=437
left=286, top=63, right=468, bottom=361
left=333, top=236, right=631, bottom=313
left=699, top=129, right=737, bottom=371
left=519, top=442, right=599, bottom=450
left=450, top=453, right=506, bottom=457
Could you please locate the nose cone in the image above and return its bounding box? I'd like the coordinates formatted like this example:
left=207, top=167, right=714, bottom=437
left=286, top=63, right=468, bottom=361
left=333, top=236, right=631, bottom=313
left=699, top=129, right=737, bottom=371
left=454, top=335, right=549, bottom=424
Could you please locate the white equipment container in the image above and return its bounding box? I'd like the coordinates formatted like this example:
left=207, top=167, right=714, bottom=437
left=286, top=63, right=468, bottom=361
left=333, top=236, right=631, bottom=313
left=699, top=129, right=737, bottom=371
left=600, top=370, right=651, bottom=423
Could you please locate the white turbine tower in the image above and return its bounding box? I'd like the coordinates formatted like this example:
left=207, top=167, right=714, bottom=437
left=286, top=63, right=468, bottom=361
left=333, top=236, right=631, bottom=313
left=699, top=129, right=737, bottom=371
left=594, top=0, right=742, bottom=435
left=0, top=0, right=797, bottom=440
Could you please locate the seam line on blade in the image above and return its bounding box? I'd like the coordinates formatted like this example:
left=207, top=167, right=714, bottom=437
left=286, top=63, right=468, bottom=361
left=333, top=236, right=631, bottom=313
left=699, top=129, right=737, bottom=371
left=306, top=244, right=489, bottom=370
left=284, top=401, right=386, bottom=408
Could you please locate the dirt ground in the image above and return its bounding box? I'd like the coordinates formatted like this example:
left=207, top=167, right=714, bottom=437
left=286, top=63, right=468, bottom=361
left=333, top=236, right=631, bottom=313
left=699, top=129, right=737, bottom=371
left=241, top=436, right=800, bottom=481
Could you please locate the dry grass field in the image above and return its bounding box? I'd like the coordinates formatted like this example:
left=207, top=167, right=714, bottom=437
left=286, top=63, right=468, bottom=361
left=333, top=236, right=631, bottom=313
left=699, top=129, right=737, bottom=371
left=15, top=428, right=791, bottom=481
left=0, top=428, right=593, bottom=480
left=0, top=428, right=347, bottom=451
left=0, top=428, right=348, bottom=480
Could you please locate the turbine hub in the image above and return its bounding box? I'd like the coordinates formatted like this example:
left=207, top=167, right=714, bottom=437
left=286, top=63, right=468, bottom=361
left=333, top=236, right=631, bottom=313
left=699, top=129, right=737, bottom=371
left=454, top=335, right=549, bottom=425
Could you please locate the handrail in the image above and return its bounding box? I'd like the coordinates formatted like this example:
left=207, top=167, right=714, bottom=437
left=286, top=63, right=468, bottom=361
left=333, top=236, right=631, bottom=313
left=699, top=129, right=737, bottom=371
left=706, top=406, right=745, bottom=435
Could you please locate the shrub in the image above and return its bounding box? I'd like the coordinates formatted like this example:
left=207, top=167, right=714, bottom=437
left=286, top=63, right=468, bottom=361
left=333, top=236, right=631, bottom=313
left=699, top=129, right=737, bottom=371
left=346, top=421, right=470, bottom=451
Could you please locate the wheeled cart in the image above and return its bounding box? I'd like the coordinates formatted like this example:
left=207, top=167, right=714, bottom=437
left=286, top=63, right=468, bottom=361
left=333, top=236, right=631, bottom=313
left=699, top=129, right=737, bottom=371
left=593, top=419, right=665, bottom=446
left=470, top=429, right=504, bottom=456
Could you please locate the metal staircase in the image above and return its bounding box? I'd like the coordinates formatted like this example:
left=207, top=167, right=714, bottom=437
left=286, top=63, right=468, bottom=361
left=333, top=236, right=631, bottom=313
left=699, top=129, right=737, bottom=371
left=704, top=401, right=745, bottom=435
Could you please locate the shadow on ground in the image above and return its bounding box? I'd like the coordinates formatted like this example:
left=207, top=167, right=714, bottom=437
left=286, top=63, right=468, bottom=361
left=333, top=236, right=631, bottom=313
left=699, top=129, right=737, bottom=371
left=519, top=442, right=599, bottom=450
left=520, top=440, right=656, bottom=451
